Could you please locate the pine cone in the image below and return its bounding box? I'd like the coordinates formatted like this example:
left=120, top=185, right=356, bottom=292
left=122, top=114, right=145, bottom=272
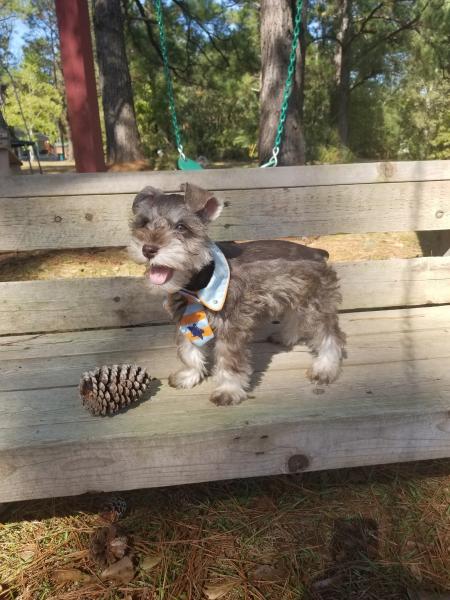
left=100, top=496, right=128, bottom=523
left=89, top=525, right=129, bottom=568
left=80, top=364, right=153, bottom=416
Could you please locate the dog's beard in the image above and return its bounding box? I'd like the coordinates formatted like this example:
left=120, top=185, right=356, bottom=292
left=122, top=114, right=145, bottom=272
left=128, top=236, right=213, bottom=293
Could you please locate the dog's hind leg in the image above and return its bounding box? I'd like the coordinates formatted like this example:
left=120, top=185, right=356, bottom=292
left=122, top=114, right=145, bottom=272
left=169, top=334, right=208, bottom=389
left=268, top=308, right=305, bottom=348
left=306, top=311, right=346, bottom=384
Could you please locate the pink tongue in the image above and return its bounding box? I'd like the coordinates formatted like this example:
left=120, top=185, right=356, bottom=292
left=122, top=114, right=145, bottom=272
left=148, top=266, right=173, bottom=285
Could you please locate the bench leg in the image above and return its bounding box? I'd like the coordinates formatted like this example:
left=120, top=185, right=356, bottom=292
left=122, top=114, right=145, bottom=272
left=417, top=230, right=450, bottom=257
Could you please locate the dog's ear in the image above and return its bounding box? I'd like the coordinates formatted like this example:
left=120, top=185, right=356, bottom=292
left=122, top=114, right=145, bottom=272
left=132, top=186, right=161, bottom=214
left=181, top=182, right=223, bottom=222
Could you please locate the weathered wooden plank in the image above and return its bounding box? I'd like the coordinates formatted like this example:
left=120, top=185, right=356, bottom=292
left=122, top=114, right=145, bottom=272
left=1, top=180, right=449, bottom=251
left=1, top=358, right=449, bottom=429
left=1, top=310, right=450, bottom=392
left=338, top=257, right=450, bottom=309
left=2, top=304, right=448, bottom=361
left=0, top=277, right=166, bottom=335
left=1, top=306, right=449, bottom=501
left=1, top=257, right=449, bottom=335
left=0, top=353, right=449, bottom=500
left=2, top=160, right=450, bottom=198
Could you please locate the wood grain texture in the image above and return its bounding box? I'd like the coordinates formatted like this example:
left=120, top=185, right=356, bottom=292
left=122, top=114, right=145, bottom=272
left=1, top=160, right=449, bottom=501
left=0, top=305, right=449, bottom=501
left=2, top=304, right=447, bottom=361
left=337, top=257, right=450, bottom=309
left=1, top=306, right=450, bottom=392
left=1, top=181, right=449, bottom=251
left=1, top=257, right=449, bottom=335
left=2, top=160, right=450, bottom=198
left=0, top=277, right=167, bottom=335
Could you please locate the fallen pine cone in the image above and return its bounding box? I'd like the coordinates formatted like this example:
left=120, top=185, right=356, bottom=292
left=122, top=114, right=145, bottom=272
left=100, top=495, right=128, bottom=523
left=100, top=554, right=136, bottom=585
left=80, top=364, right=153, bottom=416
left=89, top=524, right=129, bottom=568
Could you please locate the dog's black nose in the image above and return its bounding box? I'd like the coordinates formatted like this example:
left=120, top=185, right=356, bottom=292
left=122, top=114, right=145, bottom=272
left=142, top=244, right=159, bottom=259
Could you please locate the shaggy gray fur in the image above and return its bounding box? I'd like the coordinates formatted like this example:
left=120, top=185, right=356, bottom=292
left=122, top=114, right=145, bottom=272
left=129, top=183, right=346, bottom=406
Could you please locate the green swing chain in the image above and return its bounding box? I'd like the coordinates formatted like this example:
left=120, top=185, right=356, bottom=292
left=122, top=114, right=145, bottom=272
left=153, top=0, right=186, bottom=161
left=261, top=0, right=303, bottom=168
left=154, top=0, right=303, bottom=168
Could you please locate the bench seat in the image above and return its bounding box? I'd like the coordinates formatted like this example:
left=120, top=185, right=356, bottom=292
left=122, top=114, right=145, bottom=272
left=1, top=305, right=449, bottom=502
left=1, top=161, right=449, bottom=502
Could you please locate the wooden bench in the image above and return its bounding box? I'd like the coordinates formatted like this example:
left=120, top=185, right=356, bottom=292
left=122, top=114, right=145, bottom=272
left=1, top=160, right=450, bottom=502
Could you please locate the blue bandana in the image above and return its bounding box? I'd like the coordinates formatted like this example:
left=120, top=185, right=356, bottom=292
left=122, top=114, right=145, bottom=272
left=178, top=244, right=230, bottom=346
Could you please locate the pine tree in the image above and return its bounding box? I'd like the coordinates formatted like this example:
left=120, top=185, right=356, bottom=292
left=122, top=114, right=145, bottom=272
left=92, top=0, right=144, bottom=164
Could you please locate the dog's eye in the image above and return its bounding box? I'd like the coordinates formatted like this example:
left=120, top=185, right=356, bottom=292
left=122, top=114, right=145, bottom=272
left=175, top=223, right=187, bottom=232
left=134, top=216, right=149, bottom=228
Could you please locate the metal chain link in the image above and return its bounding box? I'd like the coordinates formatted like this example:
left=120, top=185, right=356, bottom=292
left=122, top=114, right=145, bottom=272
left=261, top=0, right=304, bottom=168
left=153, top=0, right=185, bottom=158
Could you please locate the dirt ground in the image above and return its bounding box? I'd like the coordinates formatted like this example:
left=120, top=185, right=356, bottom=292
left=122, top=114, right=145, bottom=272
left=0, top=232, right=423, bottom=282
left=1, top=461, right=449, bottom=599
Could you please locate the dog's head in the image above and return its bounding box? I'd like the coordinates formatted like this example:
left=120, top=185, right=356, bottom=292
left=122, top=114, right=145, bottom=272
left=128, top=183, right=223, bottom=292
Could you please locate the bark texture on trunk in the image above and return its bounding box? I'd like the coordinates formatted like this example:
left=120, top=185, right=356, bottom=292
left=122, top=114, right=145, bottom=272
left=92, top=0, right=144, bottom=164
left=259, top=0, right=306, bottom=166
left=0, top=111, right=10, bottom=147
left=331, top=0, right=352, bottom=147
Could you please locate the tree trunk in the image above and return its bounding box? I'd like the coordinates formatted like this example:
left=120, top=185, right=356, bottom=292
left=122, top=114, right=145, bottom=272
left=299, top=0, right=308, bottom=124
left=92, top=0, right=144, bottom=164
left=259, top=0, right=306, bottom=166
left=331, top=0, right=352, bottom=147
left=0, top=110, right=10, bottom=147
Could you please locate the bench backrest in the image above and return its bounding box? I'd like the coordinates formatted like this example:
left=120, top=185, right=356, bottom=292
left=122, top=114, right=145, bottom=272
left=1, top=160, right=449, bottom=335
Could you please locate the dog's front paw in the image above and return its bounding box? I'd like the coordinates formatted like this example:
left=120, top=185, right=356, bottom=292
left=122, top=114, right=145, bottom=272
left=210, top=386, right=247, bottom=407
left=307, top=361, right=341, bottom=385
left=169, top=368, right=204, bottom=389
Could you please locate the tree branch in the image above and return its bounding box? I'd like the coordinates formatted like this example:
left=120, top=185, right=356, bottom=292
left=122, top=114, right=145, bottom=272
left=347, top=2, right=384, bottom=45
left=129, top=0, right=192, bottom=81
left=171, top=0, right=230, bottom=66
left=131, top=0, right=164, bottom=61
left=359, top=0, right=431, bottom=58
left=350, top=69, right=381, bottom=91
left=309, top=33, right=338, bottom=45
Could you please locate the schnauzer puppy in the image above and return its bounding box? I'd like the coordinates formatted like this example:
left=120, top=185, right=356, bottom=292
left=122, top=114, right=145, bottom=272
left=129, top=183, right=346, bottom=406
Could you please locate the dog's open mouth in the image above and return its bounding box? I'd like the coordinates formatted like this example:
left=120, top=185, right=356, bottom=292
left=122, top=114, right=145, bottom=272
left=147, top=265, right=174, bottom=285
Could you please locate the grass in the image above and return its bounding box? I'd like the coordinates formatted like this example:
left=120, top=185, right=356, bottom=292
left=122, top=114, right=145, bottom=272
left=1, top=461, right=449, bottom=599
